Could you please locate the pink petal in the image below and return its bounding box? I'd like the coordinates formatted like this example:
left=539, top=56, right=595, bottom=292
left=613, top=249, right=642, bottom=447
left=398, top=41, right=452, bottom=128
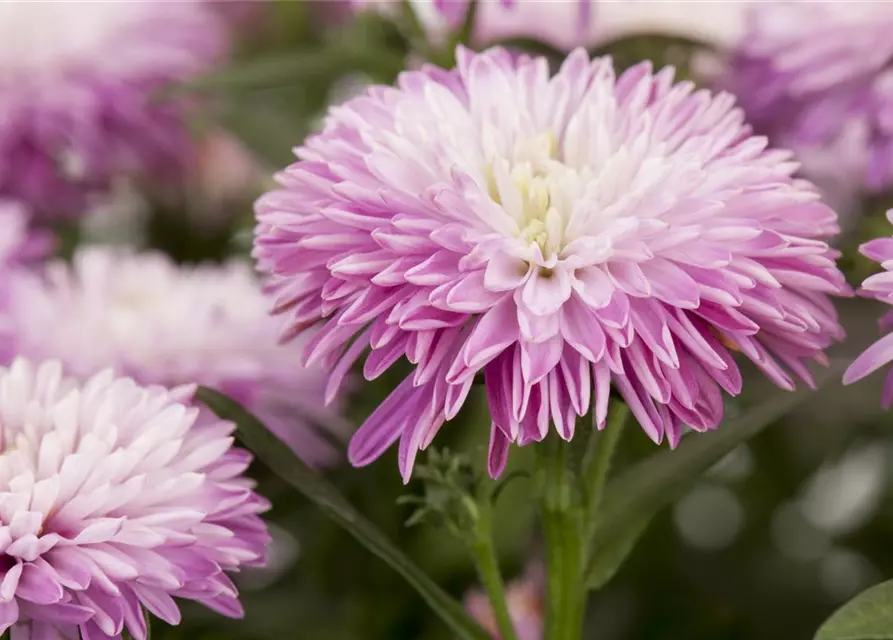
left=843, top=332, right=893, bottom=385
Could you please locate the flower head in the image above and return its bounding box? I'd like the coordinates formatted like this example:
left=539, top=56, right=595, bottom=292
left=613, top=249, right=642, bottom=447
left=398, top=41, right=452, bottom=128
left=843, top=210, right=893, bottom=403
left=254, top=46, right=847, bottom=481
left=0, top=0, right=226, bottom=217
left=0, top=358, right=268, bottom=639
left=725, top=1, right=893, bottom=192
left=7, top=247, right=342, bottom=466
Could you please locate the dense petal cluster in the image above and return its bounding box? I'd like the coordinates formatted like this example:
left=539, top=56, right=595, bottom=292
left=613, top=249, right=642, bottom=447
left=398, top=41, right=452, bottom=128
left=843, top=210, right=893, bottom=403
left=0, top=1, right=226, bottom=218
left=254, top=46, right=847, bottom=481
left=0, top=358, right=269, bottom=639
left=6, top=247, right=342, bottom=466
left=725, top=1, right=893, bottom=192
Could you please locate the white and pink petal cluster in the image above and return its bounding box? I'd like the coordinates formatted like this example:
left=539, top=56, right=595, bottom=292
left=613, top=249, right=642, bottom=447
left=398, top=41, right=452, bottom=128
left=725, top=1, right=893, bottom=193
left=6, top=247, right=342, bottom=467
left=254, top=46, right=847, bottom=481
left=0, top=359, right=269, bottom=639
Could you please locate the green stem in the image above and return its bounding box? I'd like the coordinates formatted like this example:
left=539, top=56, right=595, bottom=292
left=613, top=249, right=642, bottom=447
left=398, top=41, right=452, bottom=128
left=470, top=506, right=520, bottom=640
left=582, top=402, right=630, bottom=563
left=539, top=437, right=585, bottom=640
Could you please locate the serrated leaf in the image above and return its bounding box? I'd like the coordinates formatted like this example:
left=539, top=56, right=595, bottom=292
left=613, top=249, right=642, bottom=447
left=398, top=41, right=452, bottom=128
left=196, top=386, right=490, bottom=640
left=585, top=367, right=842, bottom=590
left=815, top=580, right=893, bottom=640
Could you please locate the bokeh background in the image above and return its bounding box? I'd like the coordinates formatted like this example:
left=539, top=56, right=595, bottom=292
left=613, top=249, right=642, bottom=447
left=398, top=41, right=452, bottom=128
left=13, top=2, right=893, bottom=639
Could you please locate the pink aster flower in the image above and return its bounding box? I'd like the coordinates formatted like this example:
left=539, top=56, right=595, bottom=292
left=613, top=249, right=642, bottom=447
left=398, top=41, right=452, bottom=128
left=6, top=247, right=344, bottom=467
left=254, top=46, right=847, bottom=481
left=0, top=1, right=227, bottom=218
left=724, top=1, right=893, bottom=192
left=0, top=358, right=269, bottom=639
left=843, top=210, right=893, bottom=404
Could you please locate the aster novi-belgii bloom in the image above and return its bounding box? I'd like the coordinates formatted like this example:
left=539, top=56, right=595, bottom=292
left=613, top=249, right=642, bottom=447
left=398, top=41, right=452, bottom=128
left=843, top=210, right=893, bottom=404
left=725, top=1, right=893, bottom=192
left=254, top=46, right=847, bottom=481
left=0, top=358, right=269, bottom=639
left=0, top=0, right=226, bottom=218
left=6, top=247, right=342, bottom=467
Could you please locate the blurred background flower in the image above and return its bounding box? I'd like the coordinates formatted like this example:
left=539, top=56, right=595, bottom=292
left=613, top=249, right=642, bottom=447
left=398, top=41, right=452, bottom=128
left=0, top=0, right=228, bottom=219
left=5, top=247, right=346, bottom=466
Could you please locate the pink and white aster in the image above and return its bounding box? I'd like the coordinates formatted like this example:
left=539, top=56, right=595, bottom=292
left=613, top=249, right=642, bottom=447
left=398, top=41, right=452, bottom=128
left=843, top=210, right=893, bottom=404
left=254, top=46, right=847, bottom=481
left=0, top=358, right=269, bottom=639
left=6, top=247, right=343, bottom=467
left=0, top=0, right=226, bottom=218
left=725, top=1, right=893, bottom=192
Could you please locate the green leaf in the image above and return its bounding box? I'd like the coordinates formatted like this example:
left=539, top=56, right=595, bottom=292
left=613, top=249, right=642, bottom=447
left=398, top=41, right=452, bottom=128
left=208, top=94, right=307, bottom=168
left=585, top=370, right=840, bottom=590
left=815, top=580, right=893, bottom=640
left=195, top=386, right=490, bottom=640
left=177, top=48, right=403, bottom=95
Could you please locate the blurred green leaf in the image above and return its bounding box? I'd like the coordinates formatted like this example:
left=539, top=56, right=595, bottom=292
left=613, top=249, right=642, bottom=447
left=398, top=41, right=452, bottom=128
left=209, top=94, right=306, bottom=168
left=815, top=580, right=893, bottom=640
left=585, top=369, right=841, bottom=590
left=196, top=386, right=490, bottom=640
left=178, top=48, right=403, bottom=95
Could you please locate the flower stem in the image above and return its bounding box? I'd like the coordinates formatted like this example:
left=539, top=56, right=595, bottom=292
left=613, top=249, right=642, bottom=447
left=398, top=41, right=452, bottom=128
left=583, top=402, right=630, bottom=561
left=470, top=505, right=520, bottom=640
left=539, top=436, right=585, bottom=640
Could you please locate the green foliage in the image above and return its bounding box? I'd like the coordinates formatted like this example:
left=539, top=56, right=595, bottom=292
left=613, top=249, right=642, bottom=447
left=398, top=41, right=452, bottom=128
left=586, top=369, right=842, bottom=590
left=195, top=387, right=490, bottom=640
left=816, top=581, right=893, bottom=640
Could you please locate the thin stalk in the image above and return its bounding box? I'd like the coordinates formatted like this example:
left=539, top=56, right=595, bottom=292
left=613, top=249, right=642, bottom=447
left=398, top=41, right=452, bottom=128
left=582, top=402, right=630, bottom=562
left=470, top=506, right=520, bottom=640
left=539, top=437, right=585, bottom=640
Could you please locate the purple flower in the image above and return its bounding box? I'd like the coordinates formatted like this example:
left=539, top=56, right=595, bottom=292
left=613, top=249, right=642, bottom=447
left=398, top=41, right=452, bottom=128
left=0, top=358, right=269, bottom=639
left=254, top=46, right=847, bottom=481
left=0, top=1, right=227, bottom=218
left=725, top=1, right=893, bottom=192
left=6, top=247, right=345, bottom=467
left=843, top=210, right=893, bottom=404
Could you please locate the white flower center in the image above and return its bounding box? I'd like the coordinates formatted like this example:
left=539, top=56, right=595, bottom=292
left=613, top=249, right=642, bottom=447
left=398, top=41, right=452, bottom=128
left=488, top=132, right=579, bottom=260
